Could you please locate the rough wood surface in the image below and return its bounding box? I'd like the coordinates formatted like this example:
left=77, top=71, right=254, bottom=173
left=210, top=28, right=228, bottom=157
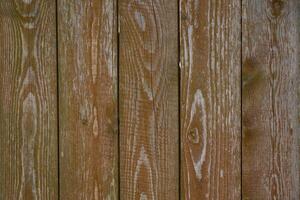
left=58, top=0, right=118, bottom=199
left=180, top=0, right=241, bottom=199
left=1, top=1, right=299, bottom=199
left=119, top=0, right=179, bottom=199
left=242, top=0, right=299, bottom=199
left=0, top=1, right=58, bottom=199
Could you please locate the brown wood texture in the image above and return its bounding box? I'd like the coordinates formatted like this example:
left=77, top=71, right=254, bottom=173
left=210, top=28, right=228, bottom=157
left=119, top=0, right=179, bottom=199
left=1, top=1, right=299, bottom=199
left=0, top=0, right=58, bottom=199
left=58, top=0, right=118, bottom=199
left=180, top=0, right=241, bottom=199
left=242, top=0, right=299, bottom=199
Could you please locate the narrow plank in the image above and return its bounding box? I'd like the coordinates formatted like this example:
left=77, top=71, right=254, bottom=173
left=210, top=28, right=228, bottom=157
left=58, top=0, right=118, bottom=199
left=119, top=0, right=179, bottom=199
left=0, top=0, right=58, bottom=199
left=242, top=0, right=299, bottom=199
left=180, top=0, right=241, bottom=199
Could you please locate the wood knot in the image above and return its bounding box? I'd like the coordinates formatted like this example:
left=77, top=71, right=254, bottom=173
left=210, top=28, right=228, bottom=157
left=188, top=128, right=199, bottom=144
left=80, top=117, right=88, bottom=125
left=79, top=105, right=90, bottom=125
left=270, top=0, right=285, bottom=18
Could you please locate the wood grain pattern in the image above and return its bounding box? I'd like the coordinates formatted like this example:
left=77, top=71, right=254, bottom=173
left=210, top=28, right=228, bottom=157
left=1, top=1, right=299, bottom=199
left=119, top=0, right=179, bottom=199
left=180, top=0, right=241, bottom=199
left=242, top=0, right=299, bottom=199
left=58, top=0, right=118, bottom=199
left=0, top=0, right=58, bottom=199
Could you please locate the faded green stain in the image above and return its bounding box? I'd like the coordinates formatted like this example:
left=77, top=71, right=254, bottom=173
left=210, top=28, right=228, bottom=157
left=242, top=58, right=266, bottom=141
left=242, top=58, right=264, bottom=91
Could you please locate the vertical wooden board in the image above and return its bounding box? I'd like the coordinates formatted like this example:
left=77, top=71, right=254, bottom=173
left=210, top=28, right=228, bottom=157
left=0, top=1, right=58, bottom=199
left=58, top=0, right=118, bottom=199
left=180, top=0, right=241, bottom=199
left=242, top=0, right=299, bottom=199
left=119, top=0, right=179, bottom=199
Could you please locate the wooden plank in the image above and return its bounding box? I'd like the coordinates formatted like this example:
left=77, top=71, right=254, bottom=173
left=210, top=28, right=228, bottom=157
left=180, top=0, right=241, bottom=199
left=119, top=0, right=179, bottom=199
left=242, top=0, right=299, bottom=199
left=58, top=0, right=118, bottom=199
left=0, top=1, right=58, bottom=199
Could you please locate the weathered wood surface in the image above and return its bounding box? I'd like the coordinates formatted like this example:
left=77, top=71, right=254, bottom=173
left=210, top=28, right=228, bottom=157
left=58, top=0, right=118, bottom=199
left=119, top=0, right=179, bottom=199
left=0, top=0, right=299, bottom=199
left=180, top=0, right=241, bottom=199
left=0, top=0, right=58, bottom=199
left=242, top=0, right=299, bottom=199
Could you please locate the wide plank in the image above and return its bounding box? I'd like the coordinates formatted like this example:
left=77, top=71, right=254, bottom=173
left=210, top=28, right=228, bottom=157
left=0, top=0, right=58, bottom=199
left=58, top=0, right=118, bottom=199
left=119, top=0, right=179, bottom=199
left=242, top=0, right=299, bottom=199
left=180, top=0, right=241, bottom=199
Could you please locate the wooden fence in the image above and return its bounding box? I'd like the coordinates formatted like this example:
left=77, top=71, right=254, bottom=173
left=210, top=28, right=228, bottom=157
left=0, top=0, right=299, bottom=199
